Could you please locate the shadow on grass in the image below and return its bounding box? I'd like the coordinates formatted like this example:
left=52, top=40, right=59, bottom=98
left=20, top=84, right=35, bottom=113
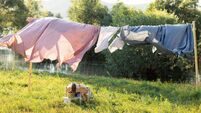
left=35, top=72, right=201, bottom=106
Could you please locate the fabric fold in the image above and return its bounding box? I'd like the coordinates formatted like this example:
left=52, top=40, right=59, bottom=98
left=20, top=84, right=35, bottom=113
left=118, top=24, right=194, bottom=55
left=94, top=26, right=119, bottom=53
left=0, top=17, right=100, bottom=71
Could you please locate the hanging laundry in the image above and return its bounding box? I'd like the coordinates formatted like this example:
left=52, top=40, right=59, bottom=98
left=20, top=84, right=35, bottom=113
left=94, top=26, right=119, bottom=53
left=108, top=36, right=125, bottom=53
left=0, top=17, right=100, bottom=71
left=108, top=28, right=149, bottom=53
left=113, top=24, right=194, bottom=55
left=121, top=29, right=149, bottom=44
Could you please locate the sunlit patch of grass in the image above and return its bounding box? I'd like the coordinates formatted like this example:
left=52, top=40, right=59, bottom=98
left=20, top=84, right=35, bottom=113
left=0, top=70, right=201, bottom=113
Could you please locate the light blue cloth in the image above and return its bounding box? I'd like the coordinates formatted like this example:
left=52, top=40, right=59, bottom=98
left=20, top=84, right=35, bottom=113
left=122, top=24, right=194, bottom=55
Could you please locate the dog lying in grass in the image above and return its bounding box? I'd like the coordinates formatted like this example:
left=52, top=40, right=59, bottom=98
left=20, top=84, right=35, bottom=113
left=66, top=82, right=92, bottom=102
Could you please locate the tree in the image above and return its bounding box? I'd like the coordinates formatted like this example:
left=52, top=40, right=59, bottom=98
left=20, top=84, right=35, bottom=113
left=149, top=0, right=201, bottom=79
left=0, top=0, right=56, bottom=34
left=0, top=0, right=29, bottom=30
left=68, top=0, right=112, bottom=66
left=110, top=2, right=133, bottom=26
left=68, top=0, right=111, bottom=25
left=42, top=11, right=54, bottom=17
left=24, top=0, right=55, bottom=18
left=111, top=3, right=177, bottom=26
left=149, top=0, right=201, bottom=37
left=105, top=2, right=192, bottom=82
left=55, top=13, right=62, bottom=18
left=24, top=0, right=42, bottom=18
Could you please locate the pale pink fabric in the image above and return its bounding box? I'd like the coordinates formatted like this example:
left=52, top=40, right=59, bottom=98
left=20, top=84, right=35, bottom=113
left=0, top=17, right=100, bottom=71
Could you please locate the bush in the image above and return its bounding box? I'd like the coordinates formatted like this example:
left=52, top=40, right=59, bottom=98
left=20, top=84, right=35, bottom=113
left=104, top=3, right=194, bottom=82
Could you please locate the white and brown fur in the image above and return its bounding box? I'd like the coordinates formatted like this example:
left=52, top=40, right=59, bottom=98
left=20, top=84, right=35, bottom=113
left=66, top=83, right=92, bottom=102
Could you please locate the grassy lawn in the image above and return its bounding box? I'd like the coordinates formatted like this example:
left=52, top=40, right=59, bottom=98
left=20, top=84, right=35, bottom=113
left=0, top=70, right=201, bottom=113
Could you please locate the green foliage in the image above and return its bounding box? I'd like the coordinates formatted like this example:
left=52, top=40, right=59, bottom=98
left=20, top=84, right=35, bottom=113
left=0, top=0, right=59, bottom=34
left=0, top=0, right=198, bottom=82
left=0, top=70, right=201, bottom=112
left=105, top=45, right=159, bottom=79
left=148, top=0, right=201, bottom=81
left=150, top=0, right=199, bottom=21
left=55, top=13, right=62, bottom=18
left=24, top=0, right=42, bottom=18
left=111, top=3, right=177, bottom=26
left=150, top=0, right=201, bottom=39
left=0, top=0, right=29, bottom=29
left=145, top=9, right=178, bottom=25
left=24, top=0, right=59, bottom=18
left=68, top=0, right=111, bottom=63
left=105, top=45, right=193, bottom=82
left=105, top=3, right=192, bottom=82
left=68, top=0, right=111, bottom=25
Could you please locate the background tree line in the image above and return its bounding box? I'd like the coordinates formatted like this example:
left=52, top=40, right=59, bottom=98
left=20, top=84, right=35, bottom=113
left=68, top=0, right=201, bottom=82
left=0, top=0, right=61, bottom=34
left=0, top=0, right=200, bottom=82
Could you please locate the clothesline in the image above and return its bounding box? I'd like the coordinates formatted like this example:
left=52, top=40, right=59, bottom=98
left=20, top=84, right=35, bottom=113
left=0, top=17, right=199, bottom=86
left=0, top=17, right=100, bottom=71
left=0, top=17, right=197, bottom=72
left=95, top=24, right=194, bottom=55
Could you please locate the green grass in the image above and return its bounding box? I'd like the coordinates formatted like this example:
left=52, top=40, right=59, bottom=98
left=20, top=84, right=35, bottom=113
left=0, top=70, right=201, bottom=113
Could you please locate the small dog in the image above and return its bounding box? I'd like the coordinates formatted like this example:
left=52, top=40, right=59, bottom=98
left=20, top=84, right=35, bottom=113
left=66, top=82, right=92, bottom=102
